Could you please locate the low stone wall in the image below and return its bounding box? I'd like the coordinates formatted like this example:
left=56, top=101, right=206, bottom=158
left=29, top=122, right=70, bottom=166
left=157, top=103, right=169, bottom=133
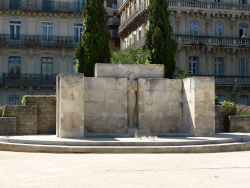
left=215, top=105, right=235, bottom=133
left=26, top=97, right=56, bottom=134
left=0, top=117, right=16, bottom=135
left=229, top=116, right=250, bottom=132
left=5, top=106, right=37, bottom=135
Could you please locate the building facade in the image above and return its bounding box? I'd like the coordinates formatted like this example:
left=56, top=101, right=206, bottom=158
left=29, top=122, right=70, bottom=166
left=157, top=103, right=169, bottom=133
left=0, top=0, right=119, bottom=105
left=118, top=0, right=250, bottom=105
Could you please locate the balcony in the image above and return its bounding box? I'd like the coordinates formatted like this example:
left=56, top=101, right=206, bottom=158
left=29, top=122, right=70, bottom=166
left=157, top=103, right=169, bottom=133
left=173, top=35, right=250, bottom=48
left=109, top=30, right=119, bottom=38
left=107, top=17, right=120, bottom=27
left=198, top=76, right=250, bottom=86
left=0, top=34, right=79, bottom=48
left=0, top=0, right=84, bottom=13
left=3, top=73, right=57, bottom=86
left=130, top=37, right=145, bottom=50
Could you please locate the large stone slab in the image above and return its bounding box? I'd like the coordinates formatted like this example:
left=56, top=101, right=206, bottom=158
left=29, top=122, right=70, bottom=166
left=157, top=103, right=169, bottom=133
left=95, top=63, right=164, bottom=78
left=57, top=74, right=85, bottom=138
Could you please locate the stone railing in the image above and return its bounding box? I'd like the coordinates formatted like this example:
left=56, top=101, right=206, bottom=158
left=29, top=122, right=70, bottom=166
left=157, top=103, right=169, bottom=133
left=0, top=0, right=84, bottom=13
left=173, top=35, right=250, bottom=47
left=0, top=34, right=79, bottom=48
left=118, top=1, right=148, bottom=34
left=199, top=76, right=250, bottom=85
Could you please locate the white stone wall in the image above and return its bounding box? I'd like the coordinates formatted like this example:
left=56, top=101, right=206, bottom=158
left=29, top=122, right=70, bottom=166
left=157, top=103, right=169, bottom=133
left=138, top=79, right=183, bottom=133
left=84, top=77, right=128, bottom=133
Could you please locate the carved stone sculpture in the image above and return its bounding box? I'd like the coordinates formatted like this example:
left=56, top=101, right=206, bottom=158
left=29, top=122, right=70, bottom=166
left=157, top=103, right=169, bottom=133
left=127, top=74, right=137, bottom=127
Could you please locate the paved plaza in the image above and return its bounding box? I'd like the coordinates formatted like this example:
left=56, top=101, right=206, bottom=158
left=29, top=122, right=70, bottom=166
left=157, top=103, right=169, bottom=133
left=0, top=151, right=250, bottom=188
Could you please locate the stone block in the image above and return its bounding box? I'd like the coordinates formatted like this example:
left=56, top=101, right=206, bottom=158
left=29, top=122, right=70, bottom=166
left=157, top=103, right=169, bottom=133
left=104, top=101, right=116, bottom=114
left=92, top=101, right=104, bottom=113
left=85, top=90, right=104, bottom=102
left=95, top=63, right=164, bottom=79
left=116, top=78, right=128, bottom=90
left=92, top=77, right=116, bottom=90
left=172, top=79, right=183, bottom=92
left=116, top=102, right=127, bottom=114
left=84, top=77, right=93, bottom=89
left=135, top=129, right=151, bottom=138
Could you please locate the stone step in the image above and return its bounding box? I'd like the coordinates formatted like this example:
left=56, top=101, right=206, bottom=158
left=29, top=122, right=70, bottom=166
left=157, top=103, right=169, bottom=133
left=1, top=141, right=250, bottom=153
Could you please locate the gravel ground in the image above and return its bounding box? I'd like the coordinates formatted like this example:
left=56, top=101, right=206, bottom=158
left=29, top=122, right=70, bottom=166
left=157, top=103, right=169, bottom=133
left=0, top=151, right=250, bottom=188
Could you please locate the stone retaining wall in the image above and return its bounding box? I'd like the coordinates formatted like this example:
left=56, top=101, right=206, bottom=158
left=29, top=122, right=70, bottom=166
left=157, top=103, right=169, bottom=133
left=215, top=105, right=235, bottom=133
left=5, top=106, right=37, bottom=135
left=0, top=117, right=16, bottom=135
left=26, top=97, right=56, bottom=134
left=229, top=116, right=250, bottom=132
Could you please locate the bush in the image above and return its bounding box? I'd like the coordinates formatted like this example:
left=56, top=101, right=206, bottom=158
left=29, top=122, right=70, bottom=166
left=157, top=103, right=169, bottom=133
left=111, top=46, right=150, bottom=64
left=220, top=100, right=235, bottom=106
left=235, top=104, right=250, bottom=115
left=0, top=106, right=4, bottom=117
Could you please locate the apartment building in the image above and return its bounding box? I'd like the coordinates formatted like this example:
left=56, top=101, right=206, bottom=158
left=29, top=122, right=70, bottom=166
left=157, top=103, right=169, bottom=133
left=118, top=0, right=250, bottom=105
left=0, top=0, right=119, bottom=105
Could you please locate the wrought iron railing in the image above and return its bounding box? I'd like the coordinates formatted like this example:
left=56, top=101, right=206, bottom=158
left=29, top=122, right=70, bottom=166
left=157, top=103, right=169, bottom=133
left=130, top=37, right=145, bottom=50
left=0, top=34, right=79, bottom=48
left=3, top=73, right=57, bottom=86
left=109, top=30, right=118, bottom=35
left=0, top=0, right=84, bottom=13
left=108, top=17, right=120, bottom=24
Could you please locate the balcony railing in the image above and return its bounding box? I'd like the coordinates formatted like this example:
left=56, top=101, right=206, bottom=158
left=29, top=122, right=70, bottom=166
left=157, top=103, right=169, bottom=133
left=173, top=35, right=250, bottom=47
left=108, top=17, right=120, bottom=24
left=198, top=76, right=250, bottom=85
left=0, top=0, right=84, bottom=13
left=3, top=73, right=57, bottom=86
left=0, top=34, right=79, bottom=48
left=129, top=35, right=250, bottom=49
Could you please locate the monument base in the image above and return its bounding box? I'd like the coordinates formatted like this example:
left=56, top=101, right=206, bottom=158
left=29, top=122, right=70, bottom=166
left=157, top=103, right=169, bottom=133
left=127, top=126, right=138, bottom=134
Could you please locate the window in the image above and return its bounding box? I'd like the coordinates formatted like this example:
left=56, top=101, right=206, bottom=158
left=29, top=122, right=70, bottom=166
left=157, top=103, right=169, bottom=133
left=139, top=26, right=142, bottom=39
left=129, top=34, right=132, bottom=45
left=8, top=96, right=20, bottom=105
left=239, top=0, right=247, bottom=4
left=217, top=95, right=225, bottom=103
left=74, top=23, right=83, bottom=43
left=239, top=24, right=248, bottom=38
left=10, top=20, right=21, bottom=40
left=73, top=59, right=78, bottom=74
left=106, top=2, right=117, bottom=8
left=215, top=23, right=224, bottom=37
left=215, top=0, right=223, bottom=2
left=42, top=21, right=53, bottom=42
left=125, top=38, right=128, bottom=48
left=9, top=57, right=21, bottom=74
left=10, top=0, right=21, bottom=10
left=240, top=58, right=249, bottom=76
left=42, top=0, right=53, bottom=11
left=74, top=0, right=84, bottom=13
left=214, top=58, right=224, bottom=76
left=134, top=31, right=137, bottom=42
left=41, top=58, right=53, bottom=75
left=169, top=19, right=173, bottom=29
left=189, top=57, right=199, bottom=75
left=239, top=95, right=249, bottom=105
left=189, top=21, right=199, bottom=36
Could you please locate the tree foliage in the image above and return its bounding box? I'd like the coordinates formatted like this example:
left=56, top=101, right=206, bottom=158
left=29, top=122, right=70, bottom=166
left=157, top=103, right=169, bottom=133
left=111, top=46, right=150, bottom=64
left=74, top=0, right=111, bottom=77
left=145, top=0, right=177, bottom=78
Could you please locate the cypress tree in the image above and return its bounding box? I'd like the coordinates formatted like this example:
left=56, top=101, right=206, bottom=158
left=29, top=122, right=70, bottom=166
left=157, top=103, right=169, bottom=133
left=75, top=0, right=111, bottom=77
left=145, top=0, right=177, bottom=78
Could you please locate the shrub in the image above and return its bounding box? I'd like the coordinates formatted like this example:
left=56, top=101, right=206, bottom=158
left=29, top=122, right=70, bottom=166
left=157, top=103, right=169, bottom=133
left=235, top=104, right=250, bottom=115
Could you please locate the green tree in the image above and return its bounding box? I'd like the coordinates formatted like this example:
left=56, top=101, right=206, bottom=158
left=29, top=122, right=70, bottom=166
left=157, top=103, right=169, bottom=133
left=145, top=0, right=177, bottom=78
left=74, top=0, right=111, bottom=77
left=111, top=46, right=150, bottom=64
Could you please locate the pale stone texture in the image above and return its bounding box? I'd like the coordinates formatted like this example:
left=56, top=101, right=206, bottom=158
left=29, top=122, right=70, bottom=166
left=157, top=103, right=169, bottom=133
left=84, top=77, right=128, bottom=133
left=0, top=117, right=16, bottom=135
left=229, top=116, right=250, bottom=132
left=183, top=77, right=215, bottom=136
left=95, top=63, right=164, bottom=79
left=57, top=74, right=84, bottom=138
left=5, top=106, right=37, bottom=135
left=138, top=79, right=183, bottom=133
